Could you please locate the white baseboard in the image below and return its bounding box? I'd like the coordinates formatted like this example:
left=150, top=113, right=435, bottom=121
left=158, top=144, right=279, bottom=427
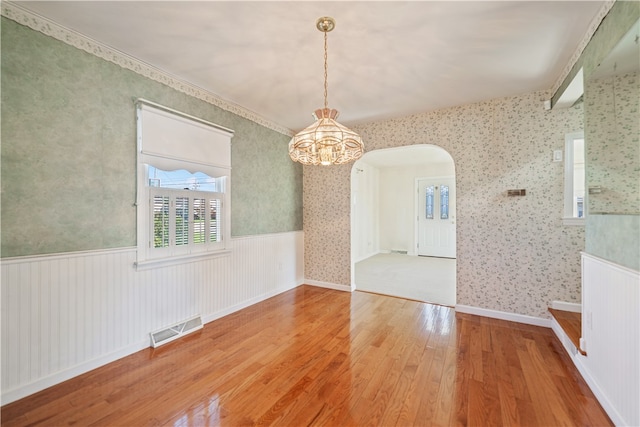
left=2, top=280, right=300, bottom=406
left=550, top=316, right=580, bottom=357
left=455, top=304, right=551, bottom=328
left=1, top=339, right=149, bottom=405
left=573, top=357, right=625, bottom=426
left=202, top=282, right=299, bottom=324
left=550, top=300, right=582, bottom=313
left=550, top=319, right=625, bottom=426
left=304, top=280, right=353, bottom=292
left=353, top=252, right=379, bottom=264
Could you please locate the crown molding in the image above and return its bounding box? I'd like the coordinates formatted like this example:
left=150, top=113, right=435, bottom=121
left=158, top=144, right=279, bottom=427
left=550, top=0, right=615, bottom=96
left=1, top=1, right=294, bottom=137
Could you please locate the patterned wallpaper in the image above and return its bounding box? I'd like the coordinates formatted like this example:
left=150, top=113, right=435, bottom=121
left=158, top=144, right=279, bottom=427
left=1, top=18, right=302, bottom=257
left=585, top=71, right=640, bottom=214
left=304, top=91, right=585, bottom=318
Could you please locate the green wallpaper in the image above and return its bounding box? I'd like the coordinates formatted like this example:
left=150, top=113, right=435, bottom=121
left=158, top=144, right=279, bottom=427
left=1, top=17, right=302, bottom=258
left=579, top=2, right=639, bottom=270
left=586, top=215, right=640, bottom=271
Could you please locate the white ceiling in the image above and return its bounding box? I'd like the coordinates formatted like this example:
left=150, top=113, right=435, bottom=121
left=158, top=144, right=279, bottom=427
left=15, top=1, right=604, bottom=132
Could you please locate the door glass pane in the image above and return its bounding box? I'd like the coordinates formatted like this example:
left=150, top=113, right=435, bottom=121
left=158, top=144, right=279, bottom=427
left=440, top=185, right=449, bottom=220
left=175, top=197, right=189, bottom=246
left=153, top=195, right=169, bottom=248
left=193, top=198, right=205, bottom=244
left=426, top=185, right=434, bottom=219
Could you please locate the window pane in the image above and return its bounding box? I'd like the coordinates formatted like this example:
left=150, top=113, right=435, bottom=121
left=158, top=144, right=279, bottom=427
left=153, top=195, right=169, bottom=248
left=440, top=185, right=449, bottom=220
left=576, top=197, right=584, bottom=218
left=193, top=198, right=205, bottom=244
left=426, top=186, right=434, bottom=219
left=573, top=138, right=585, bottom=218
left=175, top=197, right=189, bottom=246
left=148, top=166, right=219, bottom=192
left=210, top=199, right=220, bottom=242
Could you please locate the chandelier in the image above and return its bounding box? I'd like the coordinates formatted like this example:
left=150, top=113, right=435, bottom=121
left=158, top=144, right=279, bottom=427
left=289, top=17, right=364, bottom=166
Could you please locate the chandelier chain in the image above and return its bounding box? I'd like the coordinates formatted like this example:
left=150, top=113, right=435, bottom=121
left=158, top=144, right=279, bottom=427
left=323, top=30, right=328, bottom=110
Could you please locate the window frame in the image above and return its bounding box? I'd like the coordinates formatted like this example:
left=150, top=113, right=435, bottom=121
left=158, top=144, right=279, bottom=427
left=563, top=131, right=586, bottom=226
left=134, top=100, right=233, bottom=270
left=136, top=166, right=231, bottom=270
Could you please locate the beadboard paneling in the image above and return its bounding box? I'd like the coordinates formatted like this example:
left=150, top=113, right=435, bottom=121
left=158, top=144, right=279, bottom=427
left=580, top=253, right=639, bottom=426
left=1, top=231, right=303, bottom=404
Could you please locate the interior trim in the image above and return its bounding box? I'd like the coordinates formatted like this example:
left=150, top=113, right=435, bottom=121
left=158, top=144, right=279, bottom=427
left=549, top=0, right=616, bottom=96
left=455, top=304, right=552, bottom=328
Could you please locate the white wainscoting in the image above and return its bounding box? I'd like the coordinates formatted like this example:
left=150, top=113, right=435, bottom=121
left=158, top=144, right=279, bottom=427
left=1, top=231, right=304, bottom=404
left=578, top=253, right=639, bottom=427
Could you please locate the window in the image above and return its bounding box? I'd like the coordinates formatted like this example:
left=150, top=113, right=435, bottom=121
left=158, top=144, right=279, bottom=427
left=148, top=167, right=225, bottom=258
left=135, top=100, right=234, bottom=268
left=564, top=131, right=585, bottom=225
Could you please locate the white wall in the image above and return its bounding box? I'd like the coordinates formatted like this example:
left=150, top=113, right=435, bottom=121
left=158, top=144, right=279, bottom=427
left=351, top=164, right=380, bottom=262
left=351, top=154, right=455, bottom=260
left=577, top=253, right=639, bottom=426
left=1, top=231, right=304, bottom=404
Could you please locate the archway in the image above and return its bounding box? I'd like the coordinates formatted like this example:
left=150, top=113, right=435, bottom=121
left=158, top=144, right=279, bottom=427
left=350, top=144, right=456, bottom=306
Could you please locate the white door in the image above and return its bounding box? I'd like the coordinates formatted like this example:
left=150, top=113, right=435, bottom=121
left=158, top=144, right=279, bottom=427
left=417, top=177, right=456, bottom=258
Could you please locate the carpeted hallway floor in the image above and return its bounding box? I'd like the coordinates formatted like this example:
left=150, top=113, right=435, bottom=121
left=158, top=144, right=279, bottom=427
left=354, top=253, right=456, bottom=306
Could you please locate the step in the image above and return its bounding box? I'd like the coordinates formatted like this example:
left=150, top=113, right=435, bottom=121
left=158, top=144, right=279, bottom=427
left=548, top=308, right=586, bottom=355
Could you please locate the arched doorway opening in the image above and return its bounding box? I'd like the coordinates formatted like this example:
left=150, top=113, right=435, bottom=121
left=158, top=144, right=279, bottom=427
left=350, top=144, right=456, bottom=306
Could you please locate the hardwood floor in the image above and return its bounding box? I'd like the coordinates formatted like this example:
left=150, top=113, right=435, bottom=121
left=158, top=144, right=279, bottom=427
left=2, top=286, right=611, bottom=426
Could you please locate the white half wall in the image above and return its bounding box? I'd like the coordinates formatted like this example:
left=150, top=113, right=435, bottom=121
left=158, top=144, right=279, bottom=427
left=578, top=253, right=639, bottom=426
left=1, top=231, right=304, bottom=404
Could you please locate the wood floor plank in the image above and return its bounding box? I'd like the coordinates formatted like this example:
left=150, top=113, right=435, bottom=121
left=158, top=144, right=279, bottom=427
left=431, top=344, right=458, bottom=426
left=414, top=346, right=448, bottom=424
left=517, top=339, right=575, bottom=427
left=397, top=308, right=439, bottom=423
left=1, top=286, right=612, bottom=427
left=468, top=320, right=484, bottom=382
left=497, top=379, right=522, bottom=427
left=480, top=349, right=502, bottom=426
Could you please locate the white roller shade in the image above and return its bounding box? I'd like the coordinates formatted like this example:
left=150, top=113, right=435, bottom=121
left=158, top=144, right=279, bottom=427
left=137, top=100, right=234, bottom=177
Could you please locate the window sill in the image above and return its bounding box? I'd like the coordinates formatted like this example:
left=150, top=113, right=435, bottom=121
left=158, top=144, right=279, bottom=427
left=134, top=249, right=231, bottom=271
left=562, top=217, right=585, bottom=226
